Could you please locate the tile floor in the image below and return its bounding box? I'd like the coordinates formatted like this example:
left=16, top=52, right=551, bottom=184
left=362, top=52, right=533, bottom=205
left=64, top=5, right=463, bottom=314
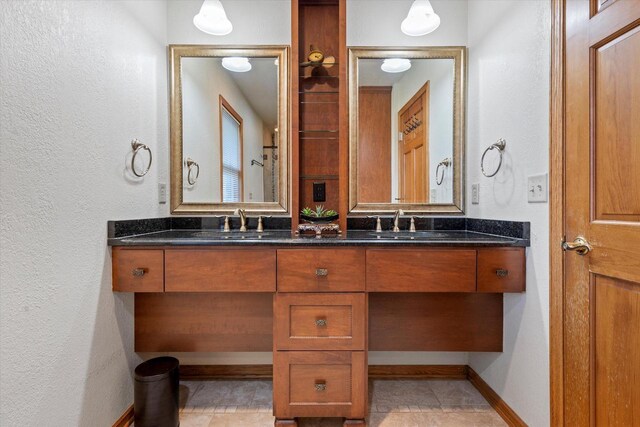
left=139, top=379, right=507, bottom=426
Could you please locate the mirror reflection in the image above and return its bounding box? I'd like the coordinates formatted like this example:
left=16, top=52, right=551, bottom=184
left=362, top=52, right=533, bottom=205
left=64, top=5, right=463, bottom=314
left=181, top=56, right=279, bottom=204
left=356, top=57, right=454, bottom=205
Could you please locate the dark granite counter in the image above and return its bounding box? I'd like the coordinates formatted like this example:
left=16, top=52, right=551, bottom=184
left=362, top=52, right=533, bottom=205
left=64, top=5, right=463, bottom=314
left=108, top=228, right=529, bottom=247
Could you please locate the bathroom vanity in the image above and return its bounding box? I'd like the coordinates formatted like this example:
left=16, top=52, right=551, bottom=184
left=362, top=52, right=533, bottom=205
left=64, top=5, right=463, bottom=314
left=109, top=221, right=528, bottom=426
left=111, top=1, right=531, bottom=424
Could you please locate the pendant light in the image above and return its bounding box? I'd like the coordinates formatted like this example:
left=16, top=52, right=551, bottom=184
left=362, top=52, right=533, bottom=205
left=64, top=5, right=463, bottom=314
left=193, top=0, right=233, bottom=36
left=401, top=0, right=441, bottom=36
left=381, top=58, right=412, bottom=73
left=222, top=57, right=252, bottom=73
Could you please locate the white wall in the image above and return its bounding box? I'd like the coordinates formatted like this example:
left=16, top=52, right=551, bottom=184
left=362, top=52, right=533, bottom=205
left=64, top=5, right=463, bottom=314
left=466, top=2, right=550, bottom=426
left=0, top=1, right=168, bottom=425
left=182, top=58, right=265, bottom=203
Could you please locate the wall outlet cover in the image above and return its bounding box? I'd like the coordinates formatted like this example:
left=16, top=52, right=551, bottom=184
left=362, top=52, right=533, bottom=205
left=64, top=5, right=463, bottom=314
left=472, top=183, right=480, bottom=204
left=527, top=173, right=548, bottom=203
left=313, top=182, right=326, bottom=202
left=158, top=183, right=167, bottom=204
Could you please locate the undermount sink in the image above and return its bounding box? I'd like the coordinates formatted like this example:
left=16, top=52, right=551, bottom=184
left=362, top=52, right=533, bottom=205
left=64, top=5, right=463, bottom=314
left=189, top=231, right=272, bottom=240
left=368, top=231, right=450, bottom=239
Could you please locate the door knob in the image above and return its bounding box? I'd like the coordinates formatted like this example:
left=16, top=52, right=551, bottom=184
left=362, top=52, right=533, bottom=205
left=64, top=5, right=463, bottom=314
left=562, top=236, right=592, bottom=255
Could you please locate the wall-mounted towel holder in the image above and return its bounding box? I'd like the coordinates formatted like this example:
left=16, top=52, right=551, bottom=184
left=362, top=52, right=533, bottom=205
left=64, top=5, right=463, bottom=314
left=481, top=138, right=506, bottom=177
left=131, top=139, right=152, bottom=177
left=185, top=158, right=200, bottom=185
left=435, top=157, right=452, bottom=186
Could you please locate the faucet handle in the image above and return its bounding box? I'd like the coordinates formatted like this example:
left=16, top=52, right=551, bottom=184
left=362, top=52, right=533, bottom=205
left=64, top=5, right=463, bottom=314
left=367, top=215, right=383, bottom=233
left=410, top=217, right=416, bottom=232
left=223, top=216, right=230, bottom=232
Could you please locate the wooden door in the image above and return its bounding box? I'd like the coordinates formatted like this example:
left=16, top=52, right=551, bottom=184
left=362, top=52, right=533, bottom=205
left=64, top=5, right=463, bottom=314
left=555, top=0, right=640, bottom=424
left=398, top=82, right=429, bottom=203
left=358, top=86, right=391, bottom=203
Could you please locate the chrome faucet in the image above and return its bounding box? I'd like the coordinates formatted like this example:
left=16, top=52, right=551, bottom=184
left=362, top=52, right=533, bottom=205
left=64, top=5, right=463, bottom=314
left=392, top=209, right=404, bottom=232
left=234, top=209, right=247, bottom=232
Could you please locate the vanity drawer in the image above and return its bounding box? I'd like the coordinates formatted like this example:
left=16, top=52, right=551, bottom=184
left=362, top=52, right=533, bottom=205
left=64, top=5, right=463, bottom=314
left=477, top=248, right=525, bottom=292
left=366, top=249, right=477, bottom=292
left=274, top=293, right=365, bottom=350
left=164, top=249, right=276, bottom=292
left=273, top=351, right=366, bottom=419
left=276, top=249, right=365, bottom=292
left=112, top=248, right=164, bottom=292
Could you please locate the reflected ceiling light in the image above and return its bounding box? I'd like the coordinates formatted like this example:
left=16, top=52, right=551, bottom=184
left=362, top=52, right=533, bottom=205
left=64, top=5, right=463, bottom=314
left=401, top=0, right=441, bottom=36
left=193, top=0, right=233, bottom=36
left=222, top=57, right=251, bottom=72
left=381, top=58, right=412, bottom=73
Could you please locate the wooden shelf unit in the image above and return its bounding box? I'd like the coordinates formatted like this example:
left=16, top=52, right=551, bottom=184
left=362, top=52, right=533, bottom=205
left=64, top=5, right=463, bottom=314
left=291, top=0, right=348, bottom=232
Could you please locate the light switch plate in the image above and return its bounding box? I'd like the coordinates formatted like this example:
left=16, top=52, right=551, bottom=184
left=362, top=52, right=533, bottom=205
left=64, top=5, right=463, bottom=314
left=158, top=183, right=167, bottom=204
left=527, top=173, right=548, bottom=203
left=472, top=183, right=479, bottom=204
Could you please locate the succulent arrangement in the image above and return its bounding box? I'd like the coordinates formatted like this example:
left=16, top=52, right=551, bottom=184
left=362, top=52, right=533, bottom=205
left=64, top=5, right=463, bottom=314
left=301, top=205, right=338, bottom=220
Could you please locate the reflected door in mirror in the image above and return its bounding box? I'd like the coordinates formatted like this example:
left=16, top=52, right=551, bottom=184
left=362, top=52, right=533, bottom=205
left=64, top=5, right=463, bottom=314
left=399, top=83, right=429, bottom=203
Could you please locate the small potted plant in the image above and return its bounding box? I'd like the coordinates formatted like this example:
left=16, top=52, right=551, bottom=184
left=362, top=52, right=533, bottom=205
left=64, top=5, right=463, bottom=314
left=300, top=205, right=339, bottom=223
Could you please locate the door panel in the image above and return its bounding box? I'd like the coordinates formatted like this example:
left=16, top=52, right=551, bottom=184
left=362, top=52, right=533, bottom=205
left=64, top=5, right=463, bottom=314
left=593, top=276, right=640, bottom=426
left=563, top=0, right=640, bottom=425
left=593, top=26, right=640, bottom=222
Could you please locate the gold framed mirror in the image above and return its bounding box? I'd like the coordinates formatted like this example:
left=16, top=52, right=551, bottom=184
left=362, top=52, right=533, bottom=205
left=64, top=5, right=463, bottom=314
left=169, top=45, right=289, bottom=214
left=348, top=47, right=466, bottom=214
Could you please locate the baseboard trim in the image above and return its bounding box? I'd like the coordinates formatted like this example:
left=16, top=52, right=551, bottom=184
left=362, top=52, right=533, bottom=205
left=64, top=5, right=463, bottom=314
left=467, top=367, right=527, bottom=427
left=112, top=404, right=134, bottom=427
left=368, top=364, right=468, bottom=379
left=181, top=364, right=273, bottom=380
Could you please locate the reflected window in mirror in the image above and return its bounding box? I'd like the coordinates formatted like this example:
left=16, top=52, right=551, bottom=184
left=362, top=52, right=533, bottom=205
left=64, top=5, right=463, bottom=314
left=349, top=48, right=465, bottom=214
left=170, top=46, right=289, bottom=214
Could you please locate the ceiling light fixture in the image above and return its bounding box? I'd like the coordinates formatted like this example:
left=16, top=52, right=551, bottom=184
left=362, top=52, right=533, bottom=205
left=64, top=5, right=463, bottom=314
left=381, top=58, right=412, bottom=73
left=401, top=0, right=441, bottom=36
left=193, top=0, right=233, bottom=36
left=222, top=57, right=252, bottom=72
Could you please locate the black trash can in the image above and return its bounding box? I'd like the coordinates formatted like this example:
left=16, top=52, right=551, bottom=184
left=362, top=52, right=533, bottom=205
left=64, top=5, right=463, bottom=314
left=134, top=356, right=180, bottom=427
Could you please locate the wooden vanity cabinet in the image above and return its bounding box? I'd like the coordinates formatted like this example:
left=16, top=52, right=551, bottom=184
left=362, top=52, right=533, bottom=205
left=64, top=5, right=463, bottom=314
left=477, top=248, right=526, bottom=293
left=274, top=249, right=368, bottom=423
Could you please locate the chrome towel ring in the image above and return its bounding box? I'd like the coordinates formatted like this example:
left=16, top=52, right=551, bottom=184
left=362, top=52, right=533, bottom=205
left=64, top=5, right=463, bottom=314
left=185, top=158, right=200, bottom=185
left=481, top=138, right=506, bottom=177
left=435, top=158, right=452, bottom=186
left=131, top=139, right=152, bottom=177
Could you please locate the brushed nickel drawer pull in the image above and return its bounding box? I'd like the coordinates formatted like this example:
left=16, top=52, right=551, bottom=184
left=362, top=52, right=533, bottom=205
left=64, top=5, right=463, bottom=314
left=315, top=319, right=327, bottom=327
left=315, top=382, right=326, bottom=391
left=315, top=268, right=328, bottom=277
left=132, top=268, right=147, bottom=277
left=496, top=269, right=509, bottom=277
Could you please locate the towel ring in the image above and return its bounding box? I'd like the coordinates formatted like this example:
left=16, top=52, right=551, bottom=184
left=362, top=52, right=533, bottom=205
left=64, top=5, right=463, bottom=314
left=435, top=158, right=452, bottom=186
left=186, top=158, right=200, bottom=185
left=131, top=139, right=152, bottom=177
left=481, top=138, right=507, bottom=177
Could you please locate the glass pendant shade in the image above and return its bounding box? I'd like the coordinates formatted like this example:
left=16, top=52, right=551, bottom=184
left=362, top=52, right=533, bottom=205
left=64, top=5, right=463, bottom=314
left=222, top=57, right=252, bottom=72
left=193, top=0, right=233, bottom=36
left=401, top=0, right=441, bottom=36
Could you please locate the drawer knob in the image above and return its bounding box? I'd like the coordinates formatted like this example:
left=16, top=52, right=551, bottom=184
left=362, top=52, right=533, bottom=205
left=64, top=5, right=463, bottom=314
left=315, top=268, right=328, bottom=277
left=496, top=269, right=509, bottom=277
left=315, top=382, right=326, bottom=392
left=315, top=319, right=327, bottom=327
left=132, top=268, right=147, bottom=277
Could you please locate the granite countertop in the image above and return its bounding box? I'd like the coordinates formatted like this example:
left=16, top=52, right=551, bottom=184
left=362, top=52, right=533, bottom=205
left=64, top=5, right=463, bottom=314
left=108, top=229, right=529, bottom=247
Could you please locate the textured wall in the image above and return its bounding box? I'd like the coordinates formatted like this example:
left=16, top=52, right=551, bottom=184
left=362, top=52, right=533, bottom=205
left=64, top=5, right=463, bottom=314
left=0, top=1, right=168, bottom=425
left=465, top=1, right=551, bottom=426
